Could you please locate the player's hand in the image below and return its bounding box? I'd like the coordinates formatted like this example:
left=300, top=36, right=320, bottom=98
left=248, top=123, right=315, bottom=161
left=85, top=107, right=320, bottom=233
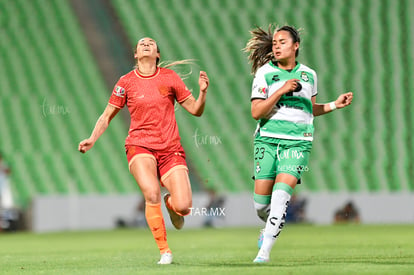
left=199, top=71, right=209, bottom=93
left=78, top=138, right=95, bottom=153
left=334, top=92, right=353, bottom=109
left=279, top=79, right=300, bottom=94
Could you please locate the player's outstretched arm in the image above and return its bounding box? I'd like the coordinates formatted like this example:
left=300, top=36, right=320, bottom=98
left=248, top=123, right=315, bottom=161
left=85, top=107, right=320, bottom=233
left=312, top=92, right=353, bottom=117
left=180, top=71, right=209, bottom=117
left=78, top=104, right=120, bottom=153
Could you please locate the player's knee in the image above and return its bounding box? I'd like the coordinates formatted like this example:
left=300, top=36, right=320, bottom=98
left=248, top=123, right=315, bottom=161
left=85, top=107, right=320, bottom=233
left=143, top=191, right=161, bottom=204
left=177, top=208, right=191, bottom=216
left=173, top=205, right=191, bottom=216
left=174, top=200, right=192, bottom=216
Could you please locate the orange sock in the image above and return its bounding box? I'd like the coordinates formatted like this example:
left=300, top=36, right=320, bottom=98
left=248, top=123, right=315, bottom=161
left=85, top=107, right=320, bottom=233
left=145, top=202, right=170, bottom=254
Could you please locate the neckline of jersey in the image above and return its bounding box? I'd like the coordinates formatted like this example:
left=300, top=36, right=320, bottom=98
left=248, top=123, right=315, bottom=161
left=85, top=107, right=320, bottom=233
left=270, top=61, right=300, bottom=73
left=134, top=67, right=160, bottom=79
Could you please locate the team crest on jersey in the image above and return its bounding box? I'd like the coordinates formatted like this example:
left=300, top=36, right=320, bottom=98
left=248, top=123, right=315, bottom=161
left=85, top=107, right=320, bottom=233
left=114, top=86, right=125, bottom=98
left=300, top=72, right=309, bottom=82
left=256, top=162, right=261, bottom=173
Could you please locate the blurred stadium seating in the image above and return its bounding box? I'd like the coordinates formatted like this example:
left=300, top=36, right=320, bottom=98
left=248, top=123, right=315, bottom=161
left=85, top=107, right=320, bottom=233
left=0, top=0, right=134, bottom=207
left=111, top=0, right=414, bottom=193
left=0, top=0, right=413, bottom=208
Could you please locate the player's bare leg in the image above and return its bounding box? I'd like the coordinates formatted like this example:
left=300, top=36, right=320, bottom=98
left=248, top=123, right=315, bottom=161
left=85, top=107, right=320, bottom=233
left=129, top=156, right=172, bottom=264
left=162, top=167, right=192, bottom=229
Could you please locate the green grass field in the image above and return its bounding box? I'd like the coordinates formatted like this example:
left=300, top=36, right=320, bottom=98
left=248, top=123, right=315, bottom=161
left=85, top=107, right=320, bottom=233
left=1, top=225, right=413, bottom=274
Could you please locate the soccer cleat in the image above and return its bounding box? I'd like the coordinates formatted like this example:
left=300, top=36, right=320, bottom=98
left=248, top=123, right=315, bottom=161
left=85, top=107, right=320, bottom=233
left=257, top=228, right=264, bottom=249
left=157, top=252, right=173, bottom=264
left=164, top=194, right=184, bottom=230
left=253, top=249, right=270, bottom=263
left=253, top=255, right=269, bottom=263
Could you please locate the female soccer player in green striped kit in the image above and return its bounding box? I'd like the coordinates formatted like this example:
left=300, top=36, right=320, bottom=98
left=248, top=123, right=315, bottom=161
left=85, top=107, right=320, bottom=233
left=244, top=25, right=353, bottom=263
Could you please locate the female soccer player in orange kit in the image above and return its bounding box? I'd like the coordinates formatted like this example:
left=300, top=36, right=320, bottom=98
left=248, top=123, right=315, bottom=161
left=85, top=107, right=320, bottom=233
left=78, top=37, right=209, bottom=264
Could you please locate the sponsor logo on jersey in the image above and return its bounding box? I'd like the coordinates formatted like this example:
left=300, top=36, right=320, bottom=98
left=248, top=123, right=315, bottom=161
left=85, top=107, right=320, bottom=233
left=114, top=86, right=125, bottom=97
left=272, top=74, right=280, bottom=82
left=257, top=87, right=266, bottom=96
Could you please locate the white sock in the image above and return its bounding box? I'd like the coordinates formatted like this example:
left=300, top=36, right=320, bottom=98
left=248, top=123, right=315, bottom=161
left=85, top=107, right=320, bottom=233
left=253, top=201, right=271, bottom=222
left=258, top=183, right=292, bottom=258
left=253, top=193, right=271, bottom=222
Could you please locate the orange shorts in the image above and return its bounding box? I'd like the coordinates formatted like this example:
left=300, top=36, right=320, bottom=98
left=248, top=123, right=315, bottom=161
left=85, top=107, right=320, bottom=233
left=126, top=145, right=188, bottom=183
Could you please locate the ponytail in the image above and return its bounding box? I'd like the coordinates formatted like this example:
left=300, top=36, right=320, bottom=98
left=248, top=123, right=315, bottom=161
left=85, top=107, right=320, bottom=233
left=243, top=24, right=274, bottom=75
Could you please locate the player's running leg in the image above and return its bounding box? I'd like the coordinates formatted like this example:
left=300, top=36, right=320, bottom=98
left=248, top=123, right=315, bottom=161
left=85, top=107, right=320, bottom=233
left=254, top=179, right=274, bottom=249
left=162, top=167, right=192, bottom=229
left=254, top=174, right=297, bottom=263
left=129, top=155, right=172, bottom=264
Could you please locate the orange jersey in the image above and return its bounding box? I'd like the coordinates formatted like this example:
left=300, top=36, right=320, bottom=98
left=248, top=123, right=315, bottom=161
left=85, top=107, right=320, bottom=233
left=109, top=67, right=192, bottom=150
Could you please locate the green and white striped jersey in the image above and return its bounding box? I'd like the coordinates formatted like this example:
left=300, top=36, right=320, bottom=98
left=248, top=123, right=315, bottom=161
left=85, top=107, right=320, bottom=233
left=251, top=61, right=318, bottom=141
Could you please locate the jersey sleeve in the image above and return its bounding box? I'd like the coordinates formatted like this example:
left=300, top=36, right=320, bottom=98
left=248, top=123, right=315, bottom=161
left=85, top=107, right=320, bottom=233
left=172, top=72, right=192, bottom=103
left=108, top=77, right=127, bottom=108
left=312, top=71, right=318, bottom=97
left=251, top=71, right=268, bottom=101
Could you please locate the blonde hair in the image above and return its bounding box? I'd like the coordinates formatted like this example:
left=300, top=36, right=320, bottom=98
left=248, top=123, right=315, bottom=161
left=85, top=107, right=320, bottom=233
left=243, top=24, right=302, bottom=75
left=160, top=59, right=195, bottom=79
left=160, top=59, right=194, bottom=69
